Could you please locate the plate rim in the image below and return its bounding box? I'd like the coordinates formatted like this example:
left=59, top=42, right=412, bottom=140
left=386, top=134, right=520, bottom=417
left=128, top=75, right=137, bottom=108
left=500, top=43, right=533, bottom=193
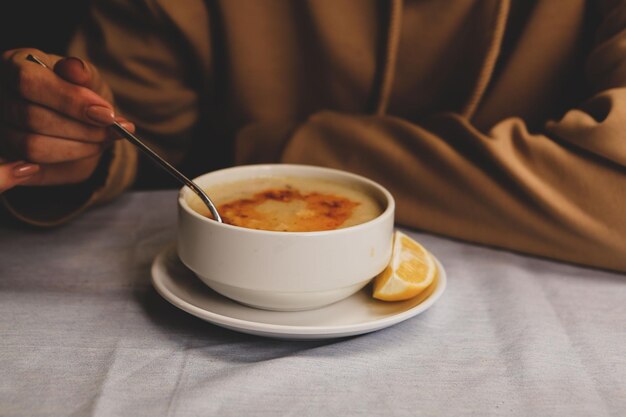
left=151, top=244, right=447, bottom=337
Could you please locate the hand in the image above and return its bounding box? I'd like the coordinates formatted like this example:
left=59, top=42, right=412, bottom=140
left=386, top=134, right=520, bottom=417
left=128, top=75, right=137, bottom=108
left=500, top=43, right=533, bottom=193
left=0, top=48, right=135, bottom=193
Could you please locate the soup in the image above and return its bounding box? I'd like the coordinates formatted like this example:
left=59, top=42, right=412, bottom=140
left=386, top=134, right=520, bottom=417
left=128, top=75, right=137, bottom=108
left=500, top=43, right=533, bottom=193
left=189, top=176, right=384, bottom=232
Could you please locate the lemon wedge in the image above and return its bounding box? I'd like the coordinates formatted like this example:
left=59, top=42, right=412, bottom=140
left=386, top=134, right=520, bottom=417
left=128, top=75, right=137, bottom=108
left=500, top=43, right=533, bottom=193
left=373, top=231, right=436, bottom=301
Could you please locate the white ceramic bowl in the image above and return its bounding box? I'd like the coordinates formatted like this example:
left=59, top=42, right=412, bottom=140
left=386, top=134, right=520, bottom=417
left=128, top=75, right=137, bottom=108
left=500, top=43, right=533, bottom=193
left=177, top=164, right=395, bottom=311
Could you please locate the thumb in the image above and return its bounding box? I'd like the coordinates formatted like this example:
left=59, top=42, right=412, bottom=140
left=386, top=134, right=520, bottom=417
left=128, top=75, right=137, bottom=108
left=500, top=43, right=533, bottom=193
left=54, top=57, right=91, bottom=87
left=53, top=56, right=113, bottom=114
left=53, top=57, right=110, bottom=97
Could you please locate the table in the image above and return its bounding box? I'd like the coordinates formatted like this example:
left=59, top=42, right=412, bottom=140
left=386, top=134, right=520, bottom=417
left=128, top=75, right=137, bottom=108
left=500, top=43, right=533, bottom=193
left=1, top=190, right=625, bottom=417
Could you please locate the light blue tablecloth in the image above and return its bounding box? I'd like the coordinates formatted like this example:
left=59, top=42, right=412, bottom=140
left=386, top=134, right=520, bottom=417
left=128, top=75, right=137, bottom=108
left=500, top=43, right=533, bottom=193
left=1, top=190, right=624, bottom=417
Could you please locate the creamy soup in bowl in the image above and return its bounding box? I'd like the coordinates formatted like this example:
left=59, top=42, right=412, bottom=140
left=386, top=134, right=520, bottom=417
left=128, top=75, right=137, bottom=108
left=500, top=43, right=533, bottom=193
left=178, top=164, right=395, bottom=311
left=189, top=176, right=383, bottom=232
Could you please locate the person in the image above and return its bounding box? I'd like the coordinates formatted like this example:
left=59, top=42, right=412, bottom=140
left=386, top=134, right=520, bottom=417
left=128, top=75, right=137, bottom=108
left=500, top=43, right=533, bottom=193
left=1, top=0, right=625, bottom=271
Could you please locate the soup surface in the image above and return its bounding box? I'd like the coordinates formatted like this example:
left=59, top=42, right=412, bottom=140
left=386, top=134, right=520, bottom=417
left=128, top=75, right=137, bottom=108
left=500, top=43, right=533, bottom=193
left=189, top=177, right=383, bottom=232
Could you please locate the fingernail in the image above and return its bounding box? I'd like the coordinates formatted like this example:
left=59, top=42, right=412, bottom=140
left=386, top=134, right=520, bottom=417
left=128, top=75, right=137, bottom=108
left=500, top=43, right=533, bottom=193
left=65, top=56, right=86, bottom=70
left=119, top=121, right=135, bottom=131
left=86, top=106, right=115, bottom=125
left=13, top=163, right=40, bottom=178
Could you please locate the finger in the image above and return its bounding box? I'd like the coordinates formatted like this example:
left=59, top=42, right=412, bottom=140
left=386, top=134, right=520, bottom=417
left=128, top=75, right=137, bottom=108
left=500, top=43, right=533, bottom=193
left=20, top=154, right=100, bottom=186
left=2, top=94, right=134, bottom=142
left=1, top=49, right=64, bottom=91
left=0, top=161, right=40, bottom=193
left=3, top=49, right=116, bottom=127
left=1, top=48, right=64, bottom=71
left=1, top=125, right=108, bottom=163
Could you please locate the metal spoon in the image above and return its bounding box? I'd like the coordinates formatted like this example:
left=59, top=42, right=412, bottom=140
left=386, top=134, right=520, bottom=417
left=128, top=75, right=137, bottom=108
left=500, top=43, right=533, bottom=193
left=26, top=54, right=222, bottom=222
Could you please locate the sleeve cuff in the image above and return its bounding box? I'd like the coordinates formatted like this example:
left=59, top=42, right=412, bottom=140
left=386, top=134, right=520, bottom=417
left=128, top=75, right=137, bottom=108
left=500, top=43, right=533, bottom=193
left=1, top=140, right=137, bottom=227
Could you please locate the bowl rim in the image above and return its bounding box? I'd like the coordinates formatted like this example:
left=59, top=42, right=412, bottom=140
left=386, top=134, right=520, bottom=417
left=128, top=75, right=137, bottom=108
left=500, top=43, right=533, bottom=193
left=178, top=163, right=395, bottom=237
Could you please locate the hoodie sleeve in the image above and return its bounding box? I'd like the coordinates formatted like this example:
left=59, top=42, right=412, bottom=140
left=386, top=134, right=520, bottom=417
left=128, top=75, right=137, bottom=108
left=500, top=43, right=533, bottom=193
left=279, top=2, right=626, bottom=272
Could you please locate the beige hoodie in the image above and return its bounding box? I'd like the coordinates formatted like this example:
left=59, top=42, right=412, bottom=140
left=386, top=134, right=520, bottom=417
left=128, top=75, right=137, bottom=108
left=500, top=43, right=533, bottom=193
left=5, top=0, right=626, bottom=271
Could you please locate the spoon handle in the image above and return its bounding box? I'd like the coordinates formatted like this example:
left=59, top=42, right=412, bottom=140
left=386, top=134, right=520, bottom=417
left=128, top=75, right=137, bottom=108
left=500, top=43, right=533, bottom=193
left=109, top=123, right=222, bottom=222
left=26, top=54, right=222, bottom=223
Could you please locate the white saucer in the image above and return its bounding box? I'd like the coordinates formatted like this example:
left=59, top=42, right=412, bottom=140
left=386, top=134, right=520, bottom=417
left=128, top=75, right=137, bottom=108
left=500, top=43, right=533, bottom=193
left=151, top=244, right=447, bottom=340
